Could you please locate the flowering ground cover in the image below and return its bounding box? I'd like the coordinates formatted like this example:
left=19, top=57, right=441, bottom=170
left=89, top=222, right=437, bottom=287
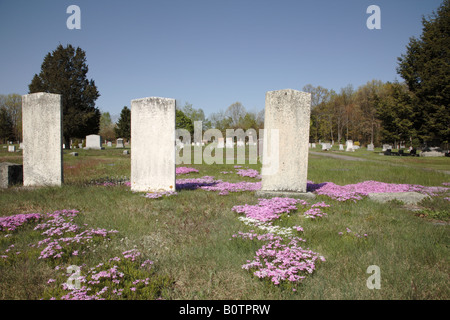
left=0, top=209, right=172, bottom=300
left=1, top=149, right=449, bottom=300
left=229, top=197, right=331, bottom=287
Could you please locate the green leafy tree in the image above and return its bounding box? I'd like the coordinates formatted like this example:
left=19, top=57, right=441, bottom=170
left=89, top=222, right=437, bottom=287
left=0, top=107, right=14, bottom=144
left=28, top=44, right=100, bottom=149
left=0, top=94, right=22, bottom=142
left=99, top=111, right=116, bottom=141
left=397, top=0, right=450, bottom=143
left=176, top=109, right=194, bottom=135
left=115, top=106, right=131, bottom=140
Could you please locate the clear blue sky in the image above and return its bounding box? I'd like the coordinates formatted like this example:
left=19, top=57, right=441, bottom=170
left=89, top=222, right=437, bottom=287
left=0, top=0, right=443, bottom=119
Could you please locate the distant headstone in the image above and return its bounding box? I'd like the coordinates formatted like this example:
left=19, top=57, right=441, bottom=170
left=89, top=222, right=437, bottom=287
left=382, top=144, right=392, bottom=152
left=22, top=92, right=63, bottom=186
left=116, top=138, right=124, bottom=148
left=346, top=140, right=354, bottom=152
left=86, top=134, right=102, bottom=150
left=0, top=162, right=23, bottom=188
left=312, top=143, right=316, bottom=148
left=339, top=144, right=344, bottom=151
left=107, top=141, right=112, bottom=147
left=420, top=150, right=445, bottom=157
left=8, top=146, right=16, bottom=152
left=123, top=150, right=130, bottom=155
left=69, top=152, right=78, bottom=156
left=367, top=143, right=374, bottom=151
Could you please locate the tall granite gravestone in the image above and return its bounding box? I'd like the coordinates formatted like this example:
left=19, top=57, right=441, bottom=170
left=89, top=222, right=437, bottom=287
left=85, top=134, right=102, bottom=150
left=256, top=89, right=313, bottom=198
left=131, top=97, right=175, bottom=192
left=22, top=93, right=63, bottom=186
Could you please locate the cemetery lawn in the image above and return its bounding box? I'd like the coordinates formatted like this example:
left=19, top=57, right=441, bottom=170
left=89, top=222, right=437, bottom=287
left=0, top=146, right=449, bottom=300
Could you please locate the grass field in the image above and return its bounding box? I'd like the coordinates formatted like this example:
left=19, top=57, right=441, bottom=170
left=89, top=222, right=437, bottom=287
left=0, top=144, right=449, bottom=300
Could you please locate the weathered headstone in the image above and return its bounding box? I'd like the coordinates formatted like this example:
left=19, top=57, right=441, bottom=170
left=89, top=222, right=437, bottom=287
left=0, top=162, right=23, bottom=188
left=8, top=146, right=16, bottom=152
left=367, top=143, right=374, bottom=151
left=85, top=134, right=102, bottom=150
left=339, top=144, right=344, bottom=151
left=257, top=89, right=312, bottom=197
left=116, top=138, right=124, bottom=148
left=311, top=143, right=316, bottom=148
left=346, top=140, right=354, bottom=152
left=130, top=97, right=175, bottom=192
left=22, top=92, right=63, bottom=186
left=107, top=141, right=112, bottom=147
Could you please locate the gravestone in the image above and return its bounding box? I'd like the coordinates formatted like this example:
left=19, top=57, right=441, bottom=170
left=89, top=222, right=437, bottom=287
left=339, top=144, right=344, bottom=151
left=130, top=97, right=175, bottom=192
left=257, top=89, right=311, bottom=197
left=123, top=150, right=129, bottom=155
left=312, top=143, right=316, bottom=148
left=346, top=140, right=354, bottom=152
left=8, top=146, right=16, bottom=152
left=107, top=141, right=112, bottom=147
left=22, top=92, right=63, bottom=186
left=116, top=138, right=124, bottom=148
left=0, top=162, right=23, bottom=188
left=70, top=152, right=78, bottom=156
left=85, top=134, right=102, bottom=150
left=367, top=143, right=374, bottom=151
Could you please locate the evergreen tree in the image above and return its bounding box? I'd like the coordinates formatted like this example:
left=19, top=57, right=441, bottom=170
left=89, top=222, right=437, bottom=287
left=28, top=44, right=100, bottom=149
left=115, top=106, right=131, bottom=140
left=375, top=82, right=415, bottom=144
left=397, top=0, right=450, bottom=143
left=176, top=109, right=194, bottom=135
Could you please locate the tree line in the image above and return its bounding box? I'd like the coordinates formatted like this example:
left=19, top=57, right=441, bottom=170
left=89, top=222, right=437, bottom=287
left=1, top=1, right=447, bottom=148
